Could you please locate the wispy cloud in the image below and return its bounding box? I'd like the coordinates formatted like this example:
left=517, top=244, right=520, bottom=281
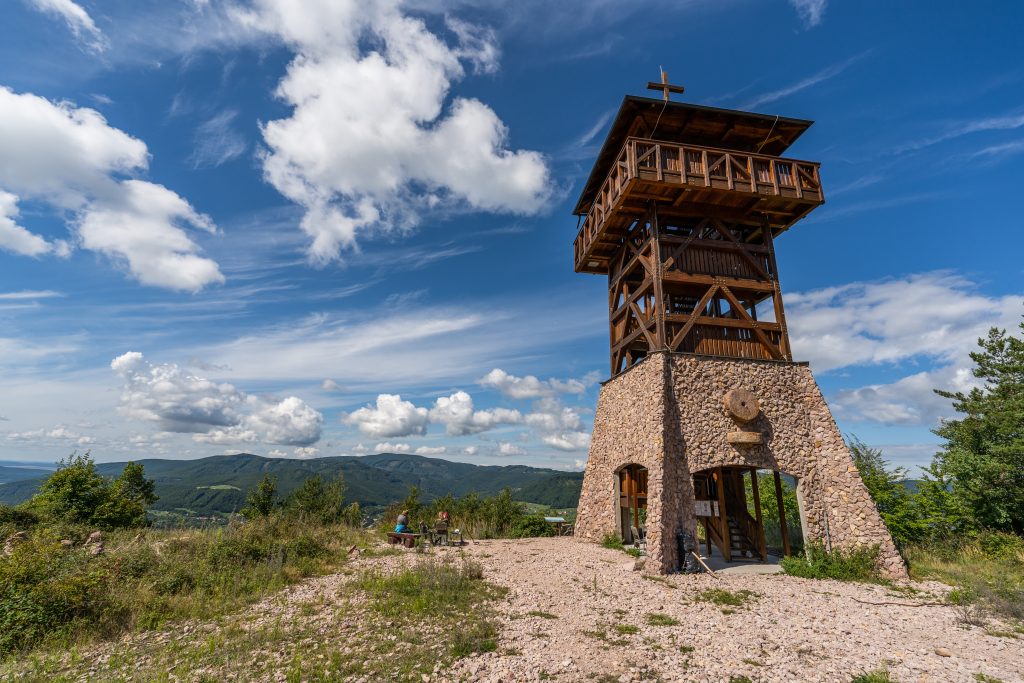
left=28, top=0, right=109, bottom=53
left=789, top=0, right=827, bottom=28
left=896, top=112, right=1024, bottom=155
left=0, top=290, right=64, bottom=300
left=188, top=110, right=248, bottom=169
left=741, top=50, right=870, bottom=109
left=967, top=138, right=1024, bottom=162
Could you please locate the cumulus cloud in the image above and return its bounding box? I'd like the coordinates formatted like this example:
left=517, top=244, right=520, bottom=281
left=463, top=446, right=478, bottom=456
left=229, top=0, right=550, bottom=263
left=478, top=368, right=596, bottom=399
left=0, top=191, right=69, bottom=257
left=374, top=441, right=411, bottom=453
left=0, top=87, right=222, bottom=291
left=293, top=446, right=319, bottom=458
left=498, top=441, right=525, bottom=456
left=786, top=271, right=1023, bottom=428
left=787, top=272, right=1022, bottom=374
left=345, top=394, right=429, bottom=438
left=28, top=0, right=108, bottom=52
left=7, top=425, right=94, bottom=446
left=415, top=445, right=447, bottom=455
left=429, top=390, right=522, bottom=435
left=111, top=351, right=322, bottom=445
left=524, top=397, right=591, bottom=452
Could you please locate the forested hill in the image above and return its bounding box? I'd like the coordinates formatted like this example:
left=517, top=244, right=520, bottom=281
left=0, top=452, right=583, bottom=515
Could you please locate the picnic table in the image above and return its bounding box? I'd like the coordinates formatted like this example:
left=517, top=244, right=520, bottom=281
left=545, top=516, right=574, bottom=536
left=386, top=531, right=420, bottom=548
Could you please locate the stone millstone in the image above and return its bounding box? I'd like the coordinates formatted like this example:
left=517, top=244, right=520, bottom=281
left=724, top=388, right=760, bottom=421
left=727, top=431, right=763, bottom=445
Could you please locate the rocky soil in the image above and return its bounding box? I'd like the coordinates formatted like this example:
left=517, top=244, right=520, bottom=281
left=9, top=537, right=1021, bottom=682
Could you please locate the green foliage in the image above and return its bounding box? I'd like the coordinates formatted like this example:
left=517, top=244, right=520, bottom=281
left=646, top=612, right=679, bottom=626
left=0, top=504, right=39, bottom=534
left=380, top=487, right=535, bottom=539
left=848, top=436, right=925, bottom=547
left=283, top=474, right=347, bottom=524
left=930, top=322, right=1024, bottom=535
left=850, top=671, right=897, bottom=683
left=22, top=454, right=156, bottom=530
left=600, top=533, right=624, bottom=550
left=781, top=541, right=881, bottom=582
left=0, top=517, right=363, bottom=658
left=694, top=588, right=758, bottom=608
left=242, top=474, right=278, bottom=518
left=744, top=470, right=804, bottom=554
left=509, top=514, right=555, bottom=539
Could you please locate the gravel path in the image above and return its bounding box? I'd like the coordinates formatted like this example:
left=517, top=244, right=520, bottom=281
left=446, top=537, right=1022, bottom=683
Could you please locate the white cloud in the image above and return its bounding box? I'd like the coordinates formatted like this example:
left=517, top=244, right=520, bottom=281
left=293, top=446, right=319, bottom=458
left=0, top=191, right=68, bottom=257
left=788, top=0, right=827, bottom=27
left=345, top=394, right=429, bottom=438
left=742, top=50, right=866, bottom=109
left=6, top=425, right=95, bottom=446
left=897, top=112, right=1024, bottom=155
left=29, top=0, right=109, bottom=52
left=498, top=441, right=525, bottom=456
left=0, top=290, right=64, bottom=300
left=787, top=272, right=1022, bottom=373
left=268, top=448, right=287, bottom=457
left=429, top=390, right=522, bottom=435
left=573, top=458, right=586, bottom=470
left=111, top=351, right=322, bottom=445
left=77, top=180, right=223, bottom=292
left=524, top=397, right=591, bottom=452
left=415, top=445, right=447, bottom=455
left=374, top=441, right=411, bottom=453
left=463, top=445, right=478, bottom=456
left=478, top=368, right=597, bottom=399
left=321, top=378, right=343, bottom=392
left=832, top=366, right=979, bottom=427
left=188, top=110, right=247, bottom=169
left=0, top=87, right=222, bottom=291
left=351, top=442, right=369, bottom=455
left=232, top=0, right=550, bottom=263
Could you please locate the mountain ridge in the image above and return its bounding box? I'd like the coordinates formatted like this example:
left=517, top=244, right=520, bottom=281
left=0, top=452, right=583, bottom=515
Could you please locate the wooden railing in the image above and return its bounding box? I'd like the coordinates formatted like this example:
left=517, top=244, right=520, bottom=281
left=574, top=137, right=822, bottom=268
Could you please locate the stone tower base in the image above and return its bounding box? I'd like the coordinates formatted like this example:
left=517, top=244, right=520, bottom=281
left=574, top=352, right=906, bottom=578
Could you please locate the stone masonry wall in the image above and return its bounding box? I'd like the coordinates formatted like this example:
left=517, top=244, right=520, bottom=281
left=575, top=351, right=907, bottom=578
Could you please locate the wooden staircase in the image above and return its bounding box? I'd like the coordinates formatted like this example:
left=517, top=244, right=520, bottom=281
left=696, top=466, right=768, bottom=563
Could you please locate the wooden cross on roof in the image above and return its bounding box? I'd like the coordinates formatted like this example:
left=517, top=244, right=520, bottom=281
left=647, top=69, right=684, bottom=102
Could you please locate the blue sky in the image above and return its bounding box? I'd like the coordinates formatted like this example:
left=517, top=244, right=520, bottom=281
left=0, top=0, right=1021, bottom=472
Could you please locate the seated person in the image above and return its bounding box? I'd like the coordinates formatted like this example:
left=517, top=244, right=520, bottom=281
left=394, top=510, right=410, bottom=534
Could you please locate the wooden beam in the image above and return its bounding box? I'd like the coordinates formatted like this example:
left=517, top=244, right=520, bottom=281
left=774, top=471, right=791, bottom=557
left=662, top=271, right=775, bottom=293
left=716, top=467, right=730, bottom=562
left=668, top=285, right=718, bottom=350
left=750, top=468, right=767, bottom=561
left=665, top=314, right=782, bottom=331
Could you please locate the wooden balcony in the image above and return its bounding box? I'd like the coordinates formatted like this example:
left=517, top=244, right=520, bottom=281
left=574, top=137, right=824, bottom=273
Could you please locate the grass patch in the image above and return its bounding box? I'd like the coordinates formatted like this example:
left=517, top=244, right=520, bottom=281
left=527, top=610, right=558, bottom=619
left=851, top=670, right=897, bottom=683
left=646, top=613, right=679, bottom=626
left=694, top=588, right=758, bottom=608
left=973, top=674, right=1006, bottom=683
left=600, top=534, right=624, bottom=551
left=906, top=533, right=1024, bottom=622
left=0, top=516, right=365, bottom=659
left=612, top=623, right=639, bottom=635
left=781, top=542, right=882, bottom=583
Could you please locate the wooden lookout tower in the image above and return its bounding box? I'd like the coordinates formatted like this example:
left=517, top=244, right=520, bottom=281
left=573, top=76, right=906, bottom=577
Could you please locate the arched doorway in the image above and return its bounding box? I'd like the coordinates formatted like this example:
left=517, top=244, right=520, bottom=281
left=616, top=464, right=647, bottom=545
left=691, top=467, right=803, bottom=562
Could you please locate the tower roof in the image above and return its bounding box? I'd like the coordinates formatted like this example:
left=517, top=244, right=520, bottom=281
left=573, top=96, right=814, bottom=215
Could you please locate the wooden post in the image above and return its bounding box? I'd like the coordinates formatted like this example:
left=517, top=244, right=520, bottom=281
left=750, top=468, right=767, bottom=561
left=716, top=467, right=730, bottom=562
left=773, top=470, right=791, bottom=557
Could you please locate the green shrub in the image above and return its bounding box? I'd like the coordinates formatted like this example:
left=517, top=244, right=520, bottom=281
left=509, top=515, right=555, bottom=539
left=781, top=541, right=881, bottom=582
left=0, top=504, right=40, bottom=532
left=21, top=454, right=156, bottom=530
left=0, top=534, right=114, bottom=654
left=600, top=534, right=624, bottom=551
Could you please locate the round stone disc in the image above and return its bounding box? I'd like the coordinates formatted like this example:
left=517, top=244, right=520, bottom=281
left=724, top=388, right=760, bottom=421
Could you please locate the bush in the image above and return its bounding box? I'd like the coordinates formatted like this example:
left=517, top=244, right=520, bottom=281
left=509, top=515, right=555, bottom=539
left=0, top=505, right=39, bottom=534
left=600, top=533, right=624, bottom=550
left=21, top=454, right=156, bottom=530
left=781, top=541, right=881, bottom=582
left=0, top=534, right=114, bottom=654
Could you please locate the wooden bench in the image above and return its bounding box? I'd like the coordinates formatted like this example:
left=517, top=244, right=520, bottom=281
left=386, top=532, right=420, bottom=548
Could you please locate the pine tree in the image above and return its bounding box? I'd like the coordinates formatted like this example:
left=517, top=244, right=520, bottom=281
left=931, top=320, right=1024, bottom=534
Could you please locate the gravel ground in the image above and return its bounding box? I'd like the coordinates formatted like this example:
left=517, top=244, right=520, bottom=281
left=10, top=538, right=1021, bottom=683
left=444, top=537, right=1022, bottom=683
